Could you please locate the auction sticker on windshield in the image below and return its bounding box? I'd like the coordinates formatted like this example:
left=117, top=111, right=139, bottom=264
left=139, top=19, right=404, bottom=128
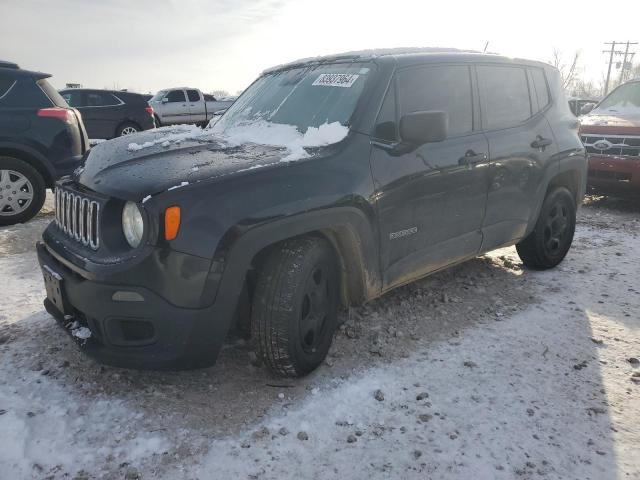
left=312, top=73, right=359, bottom=88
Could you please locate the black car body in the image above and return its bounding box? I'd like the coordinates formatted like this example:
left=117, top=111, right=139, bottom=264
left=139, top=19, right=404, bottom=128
left=37, top=50, right=586, bottom=375
left=0, top=60, right=88, bottom=225
left=59, top=88, right=155, bottom=139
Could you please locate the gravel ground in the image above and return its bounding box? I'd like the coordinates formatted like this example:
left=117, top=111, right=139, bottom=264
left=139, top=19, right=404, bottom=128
left=0, top=192, right=638, bottom=479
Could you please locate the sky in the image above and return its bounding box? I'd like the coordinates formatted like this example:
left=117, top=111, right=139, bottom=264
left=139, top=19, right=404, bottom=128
left=1, top=0, right=639, bottom=95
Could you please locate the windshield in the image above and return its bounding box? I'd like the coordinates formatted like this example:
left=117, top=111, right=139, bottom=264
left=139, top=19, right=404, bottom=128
left=150, top=90, right=167, bottom=102
left=595, top=82, right=640, bottom=114
left=212, top=62, right=371, bottom=134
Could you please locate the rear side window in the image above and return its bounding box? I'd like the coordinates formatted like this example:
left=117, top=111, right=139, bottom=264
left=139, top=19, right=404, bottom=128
left=37, top=79, right=68, bottom=107
left=530, top=68, right=550, bottom=109
left=84, top=92, right=121, bottom=106
left=477, top=66, right=531, bottom=130
left=0, top=76, right=16, bottom=99
left=166, top=90, right=186, bottom=102
left=187, top=89, right=200, bottom=102
left=397, top=65, right=473, bottom=137
left=61, top=90, right=83, bottom=107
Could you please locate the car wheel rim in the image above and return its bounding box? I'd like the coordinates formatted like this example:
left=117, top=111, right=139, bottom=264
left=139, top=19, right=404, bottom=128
left=543, top=201, right=569, bottom=255
left=121, top=126, right=138, bottom=135
left=299, top=266, right=330, bottom=354
left=0, top=169, right=34, bottom=216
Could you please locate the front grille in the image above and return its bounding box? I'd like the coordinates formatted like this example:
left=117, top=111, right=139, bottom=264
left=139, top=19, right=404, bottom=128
left=54, top=186, right=100, bottom=250
left=581, top=134, right=640, bottom=157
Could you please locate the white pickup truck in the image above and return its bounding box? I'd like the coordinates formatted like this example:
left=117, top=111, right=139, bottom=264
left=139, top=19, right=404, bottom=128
left=148, top=88, right=235, bottom=126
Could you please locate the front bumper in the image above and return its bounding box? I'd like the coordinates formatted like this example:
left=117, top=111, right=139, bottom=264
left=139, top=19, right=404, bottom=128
left=587, top=154, right=640, bottom=194
left=37, top=241, right=230, bottom=370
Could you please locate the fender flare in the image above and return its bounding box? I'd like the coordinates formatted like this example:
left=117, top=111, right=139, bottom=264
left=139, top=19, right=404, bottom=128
left=200, top=206, right=382, bottom=313
left=525, top=150, right=586, bottom=235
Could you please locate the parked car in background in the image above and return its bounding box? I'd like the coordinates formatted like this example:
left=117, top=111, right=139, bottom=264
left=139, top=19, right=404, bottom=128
left=579, top=78, right=640, bottom=195
left=568, top=96, right=599, bottom=116
left=0, top=60, right=88, bottom=225
left=148, top=88, right=234, bottom=126
left=38, top=50, right=585, bottom=377
left=59, top=88, right=155, bottom=139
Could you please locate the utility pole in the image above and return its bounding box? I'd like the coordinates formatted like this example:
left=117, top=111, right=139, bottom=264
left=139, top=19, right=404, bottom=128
left=617, top=41, right=638, bottom=86
left=603, top=42, right=620, bottom=95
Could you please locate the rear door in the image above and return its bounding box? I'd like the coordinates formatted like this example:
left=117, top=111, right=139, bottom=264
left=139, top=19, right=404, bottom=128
left=477, top=64, right=558, bottom=250
left=72, top=91, right=125, bottom=139
left=370, top=64, right=490, bottom=289
left=162, top=89, right=189, bottom=124
left=186, top=89, right=206, bottom=122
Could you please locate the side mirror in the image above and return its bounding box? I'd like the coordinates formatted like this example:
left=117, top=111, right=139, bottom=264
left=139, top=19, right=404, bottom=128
left=580, top=103, right=595, bottom=115
left=399, top=111, right=448, bottom=146
left=161, top=97, right=169, bottom=104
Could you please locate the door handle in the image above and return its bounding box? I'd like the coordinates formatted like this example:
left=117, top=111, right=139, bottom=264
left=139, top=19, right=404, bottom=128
left=458, top=150, right=487, bottom=166
left=531, top=135, right=553, bottom=149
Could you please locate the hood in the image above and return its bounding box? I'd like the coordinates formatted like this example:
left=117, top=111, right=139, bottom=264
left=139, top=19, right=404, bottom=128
left=75, top=126, right=288, bottom=200
left=580, top=109, right=640, bottom=135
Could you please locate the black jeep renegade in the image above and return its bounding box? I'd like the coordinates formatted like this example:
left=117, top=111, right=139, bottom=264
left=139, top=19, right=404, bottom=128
left=37, top=50, right=586, bottom=377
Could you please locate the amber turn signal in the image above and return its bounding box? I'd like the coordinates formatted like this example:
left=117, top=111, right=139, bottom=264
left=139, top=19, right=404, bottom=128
left=164, top=206, right=181, bottom=241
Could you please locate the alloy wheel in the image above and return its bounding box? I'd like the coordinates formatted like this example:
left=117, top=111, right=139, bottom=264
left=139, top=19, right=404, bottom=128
left=0, top=169, right=34, bottom=216
left=120, top=126, right=138, bottom=135
left=299, top=266, right=331, bottom=354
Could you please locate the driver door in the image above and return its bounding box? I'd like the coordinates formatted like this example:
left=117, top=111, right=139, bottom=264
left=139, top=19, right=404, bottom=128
left=370, top=65, right=490, bottom=289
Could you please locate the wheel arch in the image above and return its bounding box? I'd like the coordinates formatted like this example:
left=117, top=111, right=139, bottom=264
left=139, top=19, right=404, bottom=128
left=114, top=119, right=142, bottom=137
left=0, top=143, right=54, bottom=187
left=201, top=207, right=382, bottom=333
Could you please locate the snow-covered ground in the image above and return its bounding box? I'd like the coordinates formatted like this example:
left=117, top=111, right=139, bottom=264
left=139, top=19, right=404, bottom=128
left=0, top=195, right=638, bottom=479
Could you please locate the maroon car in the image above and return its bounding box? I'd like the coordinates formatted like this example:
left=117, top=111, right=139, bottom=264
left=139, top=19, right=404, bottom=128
left=580, top=78, right=640, bottom=195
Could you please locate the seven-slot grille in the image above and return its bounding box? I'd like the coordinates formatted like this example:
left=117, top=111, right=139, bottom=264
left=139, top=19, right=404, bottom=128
left=54, top=186, right=100, bottom=250
left=581, top=134, right=640, bottom=157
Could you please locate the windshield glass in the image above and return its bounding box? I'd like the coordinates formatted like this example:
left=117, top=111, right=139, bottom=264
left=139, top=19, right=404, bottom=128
left=212, top=62, right=371, bottom=134
left=595, top=82, right=640, bottom=113
left=150, top=90, right=167, bottom=102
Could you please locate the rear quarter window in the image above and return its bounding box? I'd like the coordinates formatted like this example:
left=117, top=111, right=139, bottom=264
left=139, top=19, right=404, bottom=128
left=0, top=76, right=16, bottom=100
left=530, top=68, right=550, bottom=109
left=477, top=65, right=532, bottom=130
left=37, top=79, right=68, bottom=107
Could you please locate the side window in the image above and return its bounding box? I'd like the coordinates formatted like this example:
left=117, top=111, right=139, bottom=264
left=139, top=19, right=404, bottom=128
left=373, top=81, right=397, bottom=142
left=166, top=90, right=186, bottom=103
left=477, top=66, right=531, bottom=129
left=530, top=68, right=550, bottom=110
left=187, top=89, right=200, bottom=102
left=61, top=91, right=83, bottom=107
left=0, top=76, right=15, bottom=100
left=397, top=65, right=473, bottom=137
left=85, top=92, right=120, bottom=106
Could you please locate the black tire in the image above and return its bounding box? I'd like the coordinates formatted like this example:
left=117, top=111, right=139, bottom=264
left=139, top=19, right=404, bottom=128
left=154, top=115, right=162, bottom=128
left=0, top=156, right=46, bottom=226
left=251, top=236, right=339, bottom=377
left=516, top=186, right=576, bottom=269
left=115, top=122, right=140, bottom=137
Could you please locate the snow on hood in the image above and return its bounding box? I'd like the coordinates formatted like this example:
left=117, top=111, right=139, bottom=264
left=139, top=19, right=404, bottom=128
left=126, top=120, right=349, bottom=162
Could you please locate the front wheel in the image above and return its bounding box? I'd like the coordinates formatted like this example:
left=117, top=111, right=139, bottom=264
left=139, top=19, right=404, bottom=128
left=0, top=156, right=46, bottom=226
left=516, top=186, right=576, bottom=269
left=251, top=236, right=339, bottom=377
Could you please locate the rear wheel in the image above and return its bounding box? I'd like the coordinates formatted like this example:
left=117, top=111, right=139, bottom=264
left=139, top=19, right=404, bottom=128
left=251, top=236, right=339, bottom=377
left=116, top=122, right=139, bottom=137
left=516, top=186, right=576, bottom=269
left=0, top=156, right=46, bottom=226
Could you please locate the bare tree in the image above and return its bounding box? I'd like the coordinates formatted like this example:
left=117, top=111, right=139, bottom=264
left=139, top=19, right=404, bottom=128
left=551, top=48, right=581, bottom=91
left=210, top=89, right=229, bottom=98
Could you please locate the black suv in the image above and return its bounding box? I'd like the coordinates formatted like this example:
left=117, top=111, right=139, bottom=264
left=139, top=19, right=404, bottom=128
left=0, top=61, right=88, bottom=225
left=37, top=50, right=586, bottom=377
left=59, top=88, right=155, bottom=139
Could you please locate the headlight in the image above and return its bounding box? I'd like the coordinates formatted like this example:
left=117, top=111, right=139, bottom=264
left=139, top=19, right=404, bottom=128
left=122, top=201, right=144, bottom=248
